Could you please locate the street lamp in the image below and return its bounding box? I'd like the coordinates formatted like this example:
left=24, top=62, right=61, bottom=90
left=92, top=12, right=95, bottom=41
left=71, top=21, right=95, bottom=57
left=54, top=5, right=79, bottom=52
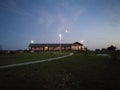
left=31, top=40, right=34, bottom=43
left=81, top=40, right=84, bottom=43
left=58, top=34, right=62, bottom=51
left=80, top=40, right=84, bottom=50
left=65, top=29, right=68, bottom=33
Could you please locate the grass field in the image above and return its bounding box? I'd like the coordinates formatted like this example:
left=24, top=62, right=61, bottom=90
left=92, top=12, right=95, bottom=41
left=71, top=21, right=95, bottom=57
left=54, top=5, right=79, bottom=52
left=0, top=52, right=68, bottom=66
left=0, top=52, right=120, bottom=90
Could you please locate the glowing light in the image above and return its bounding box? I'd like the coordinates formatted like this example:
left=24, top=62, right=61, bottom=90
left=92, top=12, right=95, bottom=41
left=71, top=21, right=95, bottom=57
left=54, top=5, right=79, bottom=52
left=58, top=34, right=62, bottom=38
left=65, top=29, right=68, bottom=32
left=81, top=40, right=84, bottom=43
left=31, top=40, right=34, bottom=43
left=45, top=46, right=48, bottom=50
left=58, top=34, right=62, bottom=52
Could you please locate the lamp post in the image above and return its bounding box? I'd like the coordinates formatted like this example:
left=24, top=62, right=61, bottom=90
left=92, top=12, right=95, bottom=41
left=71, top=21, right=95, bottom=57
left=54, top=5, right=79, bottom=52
left=81, top=40, right=84, bottom=50
left=58, top=34, right=62, bottom=52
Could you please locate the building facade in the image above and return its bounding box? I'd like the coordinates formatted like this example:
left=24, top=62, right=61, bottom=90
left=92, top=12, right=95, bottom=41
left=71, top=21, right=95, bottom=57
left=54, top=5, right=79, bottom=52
left=29, top=42, right=83, bottom=52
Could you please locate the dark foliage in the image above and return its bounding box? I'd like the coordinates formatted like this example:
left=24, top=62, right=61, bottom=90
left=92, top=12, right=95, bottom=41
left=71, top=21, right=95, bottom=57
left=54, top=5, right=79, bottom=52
left=107, top=45, right=116, bottom=51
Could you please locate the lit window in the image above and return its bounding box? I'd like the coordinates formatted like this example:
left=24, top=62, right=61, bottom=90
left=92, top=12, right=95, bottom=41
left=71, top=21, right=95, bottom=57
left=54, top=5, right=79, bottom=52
left=45, top=46, right=48, bottom=50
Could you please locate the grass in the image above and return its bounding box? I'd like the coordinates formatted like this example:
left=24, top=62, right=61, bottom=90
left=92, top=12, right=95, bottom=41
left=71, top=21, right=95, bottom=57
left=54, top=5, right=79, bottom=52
left=0, top=52, right=68, bottom=66
left=0, top=52, right=120, bottom=90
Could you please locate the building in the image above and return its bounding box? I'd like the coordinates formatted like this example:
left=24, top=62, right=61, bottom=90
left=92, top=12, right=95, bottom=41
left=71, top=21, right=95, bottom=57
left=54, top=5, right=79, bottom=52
left=29, top=42, right=83, bottom=52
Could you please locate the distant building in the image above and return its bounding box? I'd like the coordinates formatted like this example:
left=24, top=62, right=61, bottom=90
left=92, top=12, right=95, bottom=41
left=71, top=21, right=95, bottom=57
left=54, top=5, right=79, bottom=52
left=29, top=42, right=83, bottom=52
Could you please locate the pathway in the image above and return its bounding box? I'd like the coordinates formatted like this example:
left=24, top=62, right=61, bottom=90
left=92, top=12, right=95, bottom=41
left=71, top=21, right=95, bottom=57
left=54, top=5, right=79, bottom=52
left=0, top=53, right=73, bottom=69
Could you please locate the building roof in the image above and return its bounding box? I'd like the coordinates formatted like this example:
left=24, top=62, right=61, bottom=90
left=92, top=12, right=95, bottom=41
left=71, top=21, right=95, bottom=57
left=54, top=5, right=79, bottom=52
left=73, top=42, right=83, bottom=45
left=29, top=43, right=72, bottom=47
left=29, top=42, right=83, bottom=47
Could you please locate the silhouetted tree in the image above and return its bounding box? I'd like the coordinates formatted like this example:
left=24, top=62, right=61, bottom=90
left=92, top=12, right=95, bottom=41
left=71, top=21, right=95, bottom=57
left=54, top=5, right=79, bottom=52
left=101, top=48, right=106, bottom=51
left=95, top=49, right=100, bottom=52
left=107, top=45, right=116, bottom=51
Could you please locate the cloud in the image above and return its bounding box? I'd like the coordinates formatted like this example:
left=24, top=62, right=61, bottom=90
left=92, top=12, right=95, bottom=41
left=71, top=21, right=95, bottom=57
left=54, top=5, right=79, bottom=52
left=0, top=0, right=84, bottom=32
left=37, top=0, right=85, bottom=33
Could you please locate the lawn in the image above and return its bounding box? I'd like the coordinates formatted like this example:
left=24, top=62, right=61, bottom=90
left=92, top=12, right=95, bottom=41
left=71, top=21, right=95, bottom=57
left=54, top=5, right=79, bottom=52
left=0, top=52, right=68, bottom=66
left=0, top=52, right=120, bottom=90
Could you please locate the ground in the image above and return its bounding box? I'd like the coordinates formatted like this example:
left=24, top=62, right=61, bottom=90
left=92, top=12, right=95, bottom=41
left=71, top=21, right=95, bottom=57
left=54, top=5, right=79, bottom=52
left=0, top=51, right=120, bottom=90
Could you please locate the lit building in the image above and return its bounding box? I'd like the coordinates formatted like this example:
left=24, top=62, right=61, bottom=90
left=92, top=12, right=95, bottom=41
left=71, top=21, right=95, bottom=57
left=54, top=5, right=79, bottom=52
left=29, top=42, right=83, bottom=52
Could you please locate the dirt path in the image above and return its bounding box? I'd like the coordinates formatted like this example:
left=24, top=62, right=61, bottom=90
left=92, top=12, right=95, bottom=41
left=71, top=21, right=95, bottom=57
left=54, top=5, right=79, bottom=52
left=0, top=53, right=73, bottom=69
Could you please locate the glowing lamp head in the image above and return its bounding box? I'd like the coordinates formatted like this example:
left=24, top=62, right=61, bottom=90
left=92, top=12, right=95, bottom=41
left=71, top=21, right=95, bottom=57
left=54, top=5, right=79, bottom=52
left=59, top=34, right=62, bottom=38
left=81, top=40, right=84, bottom=43
left=31, top=40, right=34, bottom=43
left=65, top=29, right=68, bottom=32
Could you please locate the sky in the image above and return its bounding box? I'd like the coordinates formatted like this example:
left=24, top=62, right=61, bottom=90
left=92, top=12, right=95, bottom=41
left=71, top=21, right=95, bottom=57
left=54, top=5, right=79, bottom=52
left=0, top=0, right=120, bottom=50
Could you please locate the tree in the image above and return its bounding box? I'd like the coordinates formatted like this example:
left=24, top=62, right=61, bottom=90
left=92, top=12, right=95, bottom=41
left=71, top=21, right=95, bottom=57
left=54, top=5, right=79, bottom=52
left=101, top=48, right=106, bottom=51
left=95, top=49, right=100, bottom=52
left=107, top=45, right=116, bottom=51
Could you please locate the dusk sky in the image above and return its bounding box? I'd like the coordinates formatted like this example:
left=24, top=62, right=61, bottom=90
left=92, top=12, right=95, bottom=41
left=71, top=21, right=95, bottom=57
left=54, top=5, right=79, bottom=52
left=0, top=0, right=120, bottom=50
